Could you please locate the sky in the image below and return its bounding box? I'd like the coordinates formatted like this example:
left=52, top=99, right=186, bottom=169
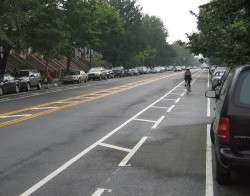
left=137, top=0, right=209, bottom=44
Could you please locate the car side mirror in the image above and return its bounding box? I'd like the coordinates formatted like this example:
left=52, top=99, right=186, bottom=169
left=30, top=74, right=34, bottom=78
left=205, top=90, right=217, bottom=98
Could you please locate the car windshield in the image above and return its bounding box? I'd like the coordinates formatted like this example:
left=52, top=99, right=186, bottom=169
left=16, top=71, right=29, bottom=77
left=89, top=68, right=101, bottom=72
left=64, top=71, right=78, bottom=76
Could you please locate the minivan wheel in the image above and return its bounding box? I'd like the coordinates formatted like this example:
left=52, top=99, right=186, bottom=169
left=0, top=87, right=3, bottom=96
left=37, top=82, right=42, bottom=90
left=216, top=157, right=231, bottom=184
left=26, top=83, right=31, bottom=91
left=15, top=85, right=20, bottom=93
left=78, top=78, right=81, bottom=83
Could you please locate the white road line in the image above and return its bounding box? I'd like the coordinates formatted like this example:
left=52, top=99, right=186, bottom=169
left=134, top=118, right=157, bottom=123
left=207, top=98, right=211, bottom=117
left=163, top=98, right=176, bottom=101
left=32, top=107, right=59, bottom=110
left=55, top=101, right=79, bottom=104
left=181, top=92, right=185, bottom=96
left=167, top=105, right=175, bottom=113
left=19, top=80, right=186, bottom=196
left=206, top=124, right=214, bottom=196
left=0, top=114, right=32, bottom=119
left=92, top=188, right=112, bottom=196
left=175, top=98, right=181, bottom=103
left=152, top=116, right=165, bottom=129
left=151, top=106, right=169, bottom=109
left=99, top=143, right=131, bottom=152
left=119, top=137, right=148, bottom=167
left=169, top=93, right=183, bottom=96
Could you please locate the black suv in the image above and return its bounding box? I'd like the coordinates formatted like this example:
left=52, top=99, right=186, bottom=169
left=15, top=69, right=42, bottom=91
left=112, top=66, right=125, bottom=77
left=206, top=65, right=250, bottom=184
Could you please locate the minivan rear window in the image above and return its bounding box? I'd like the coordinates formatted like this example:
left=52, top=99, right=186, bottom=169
left=234, top=70, right=250, bottom=107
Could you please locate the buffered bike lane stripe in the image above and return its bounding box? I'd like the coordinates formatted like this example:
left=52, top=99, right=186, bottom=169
left=0, top=73, right=183, bottom=128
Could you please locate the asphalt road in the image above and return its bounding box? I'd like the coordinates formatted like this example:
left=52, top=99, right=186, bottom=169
left=0, top=70, right=249, bottom=196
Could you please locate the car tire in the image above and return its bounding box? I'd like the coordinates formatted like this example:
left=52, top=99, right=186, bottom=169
left=85, top=78, right=87, bottom=83
left=26, top=83, right=31, bottom=91
left=78, top=78, right=81, bottom=83
left=0, top=87, right=3, bottom=96
left=99, top=75, right=102, bottom=80
left=216, top=157, right=231, bottom=185
left=37, top=82, right=42, bottom=90
left=15, top=85, right=20, bottom=93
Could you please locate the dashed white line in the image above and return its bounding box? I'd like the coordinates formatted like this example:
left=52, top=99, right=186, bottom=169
left=134, top=118, right=157, bottom=123
left=99, top=143, right=131, bottom=152
left=152, top=116, right=165, bottom=129
left=175, top=98, right=181, bottom=103
left=181, top=92, right=185, bottom=96
left=92, top=188, right=112, bottom=196
left=119, top=137, right=148, bottom=167
left=151, top=106, right=169, bottom=109
left=167, top=105, right=175, bottom=113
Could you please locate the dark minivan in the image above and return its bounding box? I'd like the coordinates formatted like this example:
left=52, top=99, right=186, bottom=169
left=206, top=65, right=250, bottom=184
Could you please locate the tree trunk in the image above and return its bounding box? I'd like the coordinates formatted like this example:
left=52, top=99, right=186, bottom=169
left=45, top=58, right=49, bottom=71
left=0, top=47, right=11, bottom=74
left=67, top=54, right=71, bottom=73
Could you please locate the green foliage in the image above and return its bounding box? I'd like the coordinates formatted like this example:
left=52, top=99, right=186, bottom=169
left=172, top=42, right=196, bottom=66
left=188, top=0, right=250, bottom=66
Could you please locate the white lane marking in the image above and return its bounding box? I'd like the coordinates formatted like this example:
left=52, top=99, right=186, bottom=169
left=119, top=137, right=148, bottom=167
left=55, top=101, right=79, bottom=104
left=207, top=98, right=211, bottom=117
left=152, top=116, right=165, bottom=129
left=151, top=106, right=169, bottom=109
left=0, top=114, right=32, bottom=119
left=175, top=98, right=181, bottom=103
left=19, top=80, right=186, bottom=196
left=92, top=188, right=112, bottom=196
left=206, top=124, right=214, bottom=196
left=169, top=93, right=183, bottom=96
left=167, top=105, right=175, bottom=113
left=181, top=92, right=185, bottom=96
left=99, top=143, right=131, bottom=152
left=32, top=107, right=59, bottom=110
left=163, top=98, right=176, bottom=101
left=134, top=118, right=157, bottom=123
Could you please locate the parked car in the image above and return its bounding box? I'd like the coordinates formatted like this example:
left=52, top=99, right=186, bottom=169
left=130, top=68, right=140, bottom=76
left=205, top=65, right=250, bottom=184
left=15, top=69, right=42, bottom=91
left=152, top=66, right=164, bottom=73
left=87, top=67, right=108, bottom=81
left=106, top=69, right=115, bottom=79
left=112, top=66, right=125, bottom=77
left=174, top=66, right=182, bottom=72
left=0, top=73, right=20, bottom=96
left=61, top=70, right=87, bottom=84
left=211, top=70, right=227, bottom=90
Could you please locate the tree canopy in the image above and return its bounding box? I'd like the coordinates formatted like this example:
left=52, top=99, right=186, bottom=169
left=188, top=0, right=250, bottom=66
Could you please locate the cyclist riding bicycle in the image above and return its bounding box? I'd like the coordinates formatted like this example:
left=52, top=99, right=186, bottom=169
left=184, top=68, right=192, bottom=92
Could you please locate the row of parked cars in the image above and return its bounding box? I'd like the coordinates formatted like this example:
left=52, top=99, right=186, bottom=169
left=205, top=64, right=250, bottom=185
left=0, top=70, right=42, bottom=96
left=0, top=65, right=180, bottom=96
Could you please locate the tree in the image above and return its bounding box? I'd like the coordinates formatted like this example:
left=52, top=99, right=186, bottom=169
left=61, top=0, right=124, bottom=71
left=25, top=0, right=69, bottom=71
left=101, top=0, right=144, bottom=67
left=0, top=0, right=40, bottom=73
left=188, top=0, right=250, bottom=66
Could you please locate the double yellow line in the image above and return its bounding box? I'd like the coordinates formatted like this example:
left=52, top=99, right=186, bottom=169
left=0, top=73, right=181, bottom=128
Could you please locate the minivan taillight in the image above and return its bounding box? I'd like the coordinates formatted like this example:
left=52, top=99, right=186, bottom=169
left=218, top=118, right=230, bottom=142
